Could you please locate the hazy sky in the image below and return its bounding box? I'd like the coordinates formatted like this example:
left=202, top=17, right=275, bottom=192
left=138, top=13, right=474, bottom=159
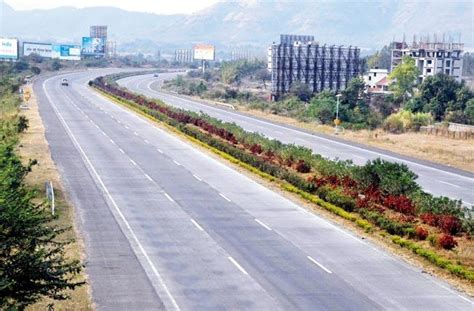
left=4, top=0, right=221, bottom=14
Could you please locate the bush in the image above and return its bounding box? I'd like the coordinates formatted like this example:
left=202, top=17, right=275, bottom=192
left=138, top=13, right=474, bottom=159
left=437, top=234, right=458, bottom=250
left=438, top=215, right=462, bottom=235
left=420, top=213, right=439, bottom=226
left=383, top=113, right=405, bottom=133
left=359, top=209, right=411, bottom=235
left=295, top=160, right=311, bottom=173
left=316, top=186, right=356, bottom=212
left=355, top=158, right=420, bottom=196
left=414, top=226, right=429, bottom=240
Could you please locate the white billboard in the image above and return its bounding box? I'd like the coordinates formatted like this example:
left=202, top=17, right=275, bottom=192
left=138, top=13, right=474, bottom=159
left=23, top=42, right=53, bottom=58
left=194, top=44, right=215, bottom=61
left=0, top=38, right=19, bottom=60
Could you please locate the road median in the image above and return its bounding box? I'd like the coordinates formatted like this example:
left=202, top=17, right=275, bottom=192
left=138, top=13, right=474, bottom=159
left=90, top=73, right=474, bottom=295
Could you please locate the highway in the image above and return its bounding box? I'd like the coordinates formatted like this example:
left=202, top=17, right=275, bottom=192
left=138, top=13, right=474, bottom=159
left=34, top=70, right=473, bottom=310
left=118, top=73, right=474, bottom=207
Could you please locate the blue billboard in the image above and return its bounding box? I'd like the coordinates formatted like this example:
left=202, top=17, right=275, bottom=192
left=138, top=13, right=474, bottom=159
left=51, top=44, right=81, bottom=60
left=81, top=37, right=105, bottom=56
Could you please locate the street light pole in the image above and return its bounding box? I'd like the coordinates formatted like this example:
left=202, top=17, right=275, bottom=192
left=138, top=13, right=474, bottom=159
left=334, top=93, right=342, bottom=133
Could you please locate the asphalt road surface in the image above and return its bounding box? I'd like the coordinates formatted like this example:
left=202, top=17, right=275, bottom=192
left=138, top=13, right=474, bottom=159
left=118, top=73, right=474, bottom=208
left=35, top=70, right=474, bottom=310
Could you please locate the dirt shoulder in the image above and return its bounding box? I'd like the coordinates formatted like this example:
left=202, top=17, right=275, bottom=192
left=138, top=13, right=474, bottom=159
left=19, top=85, right=92, bottom=310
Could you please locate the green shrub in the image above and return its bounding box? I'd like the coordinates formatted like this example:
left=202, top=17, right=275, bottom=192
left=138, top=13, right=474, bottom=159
left=383, top=113, right=405, bottom=133
left=316, top=185, right=355, bottom=212
left=355, top=158, right=420, bottom=196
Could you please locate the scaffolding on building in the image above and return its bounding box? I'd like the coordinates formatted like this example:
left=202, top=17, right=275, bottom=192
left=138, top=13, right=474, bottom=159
left=269, top=40, right=360, bottom=100
left=174, top=49, right=193, bottom=64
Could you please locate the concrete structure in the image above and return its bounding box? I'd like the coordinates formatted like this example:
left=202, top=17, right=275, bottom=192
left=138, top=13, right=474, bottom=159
left=174, top=48, right=193, bottom=64
left=391, top=37, right=464, bottom=83
left=230, top=49, right=252, bottom=61
left=90, top=25, right=108, bottom=40
left=363, top=68, right=390, bottom=93
left=268, top=35, right=360, bottom=100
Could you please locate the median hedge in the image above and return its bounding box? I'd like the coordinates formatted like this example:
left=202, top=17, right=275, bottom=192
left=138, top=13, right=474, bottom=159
left=90, top=74, right=473, bottom=282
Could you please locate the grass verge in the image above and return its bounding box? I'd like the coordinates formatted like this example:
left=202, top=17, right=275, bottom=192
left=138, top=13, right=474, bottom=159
left=20, top=87, right=92, bottom=310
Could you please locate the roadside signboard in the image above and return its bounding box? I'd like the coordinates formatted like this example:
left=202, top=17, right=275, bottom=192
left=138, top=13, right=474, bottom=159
left=194, top=44, right=215, bottom=61
left=23, top=42, right=53, bottom=58
left=81, top=37, right=106, bottom=56
left=0, top=38, right=19, bottom=60
left=52, top=44, right=81, bottom=60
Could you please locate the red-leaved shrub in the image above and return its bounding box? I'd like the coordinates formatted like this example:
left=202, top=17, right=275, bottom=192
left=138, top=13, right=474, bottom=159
left=249, top=144, right=263, bottom=154
left=295, top=160, right=311, bottom=173
left=414, top=226, right=429, bottom=240
left=437, top=234, right=458, bottom=250
left=438, top=215, right=462, bottom=235
left=383, top=195, right=415, bottom=215
left=420, top=213, right=439, bottom=227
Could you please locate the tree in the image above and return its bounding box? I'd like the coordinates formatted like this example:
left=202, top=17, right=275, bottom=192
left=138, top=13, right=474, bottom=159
left=366, top=44, right=392, bottom=70
left=307, top=91, right=336, bottom=124
left=0, top=116, right=84, bottom=308
left=341, top=77, right=365, bottom=109
left=418, top=74, right=473, bottom=121
left=255, top=69, right=271, bottom=89
left=50, top=60, right=62, bottom=71
left=388, top=56, right=420, bottom=103
left=289, top=81, right=312, bottom=101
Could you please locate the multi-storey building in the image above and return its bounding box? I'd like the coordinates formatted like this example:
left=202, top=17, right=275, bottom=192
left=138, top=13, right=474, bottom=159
left=174, top=49, right=193, bottom=64
left=268, top=35, right=360, bottom=100
left=391, top=38, right=463, bottom=82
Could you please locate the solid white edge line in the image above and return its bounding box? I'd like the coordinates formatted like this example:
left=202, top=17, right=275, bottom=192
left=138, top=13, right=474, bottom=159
left=193, top=174, right=202, bottom=182
left=144, top=174, right=153, bottom=182
left=190, top=219, right=204, bottom=231
left=255, top=219, right=272, bottom=231
left=219, top=193, right=231, bottom=202
left=227, top=256, right=248, bottom=275
left=164, top=192, right=175, bottom=203
left=307, top=256, right=332, bottom=274
left=42, top=77, right=180, bottom=311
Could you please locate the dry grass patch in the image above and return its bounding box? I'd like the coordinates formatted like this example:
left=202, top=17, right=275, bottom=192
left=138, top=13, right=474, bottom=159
left=227, top=103, right=474, bottom=173
left=19, top=89, right=92, bottom=311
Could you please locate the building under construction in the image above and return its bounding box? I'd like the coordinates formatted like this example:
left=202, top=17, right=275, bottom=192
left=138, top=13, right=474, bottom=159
left=268, top=34, right=360, bottom=100
left=90, top=25, right=108, bottom=39
left=391, top=35, right=464, bottom=82
left=174, top=49, right=193, bottom=64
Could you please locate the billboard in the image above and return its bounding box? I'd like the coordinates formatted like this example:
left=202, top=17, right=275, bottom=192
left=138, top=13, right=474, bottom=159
left=81, top=37, right=106, bottom=56
left=23, top=42, right=53, bottom=58
left=194, top=44, right=215, bottom=61
left=52, top=45, right=81, bottom=60
left=0, top=38, right=19, bottom=60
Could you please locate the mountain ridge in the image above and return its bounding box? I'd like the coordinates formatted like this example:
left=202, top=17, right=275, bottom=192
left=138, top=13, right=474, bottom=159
left=0, top=0, right=472, bottom=54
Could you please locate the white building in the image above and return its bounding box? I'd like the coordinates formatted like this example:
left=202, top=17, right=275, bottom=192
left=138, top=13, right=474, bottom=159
left=391, top=39, right=463, bottom=83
